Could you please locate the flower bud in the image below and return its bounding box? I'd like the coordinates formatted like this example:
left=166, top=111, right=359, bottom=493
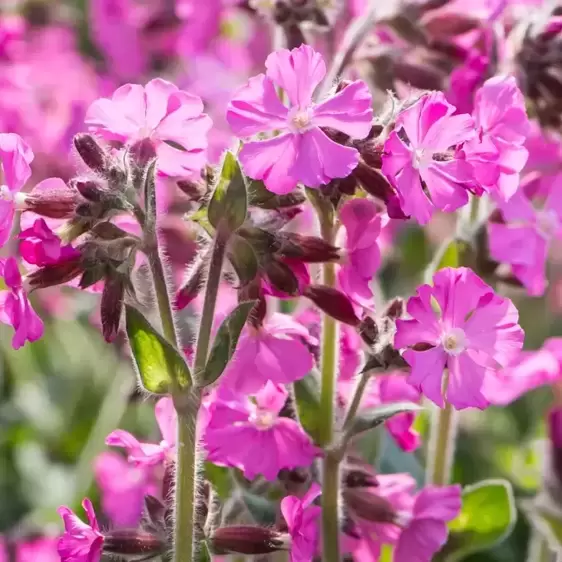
left=72, top=179, right=107, bottom=203
left=343, top=488, right=398, bottom=524
left=101, top=274, right=126, bottom=342
left=264, top=257, right=301, bottom=296
left=210, top=526, right=288, bottom=555
left=276, top=232, right=340, bottom=263
left=344, top=468, right=379, bottom=489
left=74, top=134, right=108, bottom=174
left=103, top=529, right=165, bottom=558
left=393, top=61, right=446, bottom=91
left=304, top=285, right=360, bottom=326
left=26, top=254, right=83, bottom=290
left=24, top=178, right=81, bottom=219
left=353, top=163, right=394, bottom=203
left=383, top=298, right=404, bottom=320
left=359, top=316, right=379, bottom=346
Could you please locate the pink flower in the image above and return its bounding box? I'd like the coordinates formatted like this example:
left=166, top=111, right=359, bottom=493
left=338, top=198, right=383, bottom=311
left=204, top=382, right=320, bottom=480
left=393, top=485, right=462, bottom=562
left=281, top=483, right=321, bottom=562
left=226, top=44, right=373, bottom=194
left=0, top=257, right=43, bottom=349
left=57, top=498, right=104, bottom=562
left=94, top=452, right=158, bottom=528
left=86, top=78, right=212, bottom=179
left=488, top=184, right=562, bottom=296
left=0, top=133, right=33, bottom=247
left=462, top=76, right=530, bottom=201
left=220, top=313, right=315, bottom=394
left=19, top=218, right=79, bottom=266
left=17, top=537, right=59, bottom=562
left=106, top=397, right=176, bottom=466
left=381, top=92, right=475, bottom=224
left=395, top=267, right=524, bottom=409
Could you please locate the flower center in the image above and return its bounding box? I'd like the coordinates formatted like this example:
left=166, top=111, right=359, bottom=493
left=441, top=327, right=467, bottom=356
left=536, top=208, right=559, bottom=239
left=288, top=107, right=312, bottom=133
left=0, top=185, right=12, bottom=202
left=411, top=149, right=433, bottom=170
left=251, top=408, right=277, bottom=430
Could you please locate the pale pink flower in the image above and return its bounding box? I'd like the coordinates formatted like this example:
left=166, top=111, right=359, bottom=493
left=281, top=483, right=321, bottom=562
left=19, top=218, right=79, bottom=266
left=220, top=313, right=316, bottom=394
left=393, top=485, right=462, bottom=562
left=227, top=44, right=373, bottom=194
left=106, top=397, right=177, bottom=466
left=94, top=452, right=158, bottom=528
left=462, top=76, right=530, bottom=201
left=57, top=498, right=104, bottom=562
left=204, top=382, right=320, bottom=480
left=86, top=78, right=212, bottom=179
left=488, top=184, right=562, bottom=296
left=338, top=198, right=383, bottom=311
left=395, top=267, right=524, bottom=409
left=381, top=92, right=475, bottom=224
left=0, top=133, right=33, bottom=247
left=0, top=257, right=43, bottom=349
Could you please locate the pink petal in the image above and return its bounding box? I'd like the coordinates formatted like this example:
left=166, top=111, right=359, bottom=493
left=156, top=141, right=207, bottom=179
left=255, top=381, right=288, bottom=414
left=394, top=519, right=448, bottom=562
left=291, top=127, right=359, bottom=187
left=312, top=80, right=373, bottom=139
left=154, top=397, right=177, bottom=446
left=227, top=74, right=289, bottom=136
left=421, top=161, right=471, bottom=212
left=144, top=78, right=180, bottom=132
left=0, top=132, right=33, bottom=191
left=403, top=347, right=447, bottom=408
left=0, top=201, right=15, bottom=248
left=239, top=134, right=299, bottom=194
left=265, top=44, right=326, bottom=108
left=413, top=485, right=462, bottom=521
left=446, top=353, right=489, bottom=410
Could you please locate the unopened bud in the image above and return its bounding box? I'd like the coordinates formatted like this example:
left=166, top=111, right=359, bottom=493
left=394, top=61, right=445, bottom=91
left=130, top=138, right=158, bottom=168
left=26, top=254, right=83, bottom=290
left=264, top=258, right=301, bottom=296
left=176, top=254, right=207, bottom=310
left=304, top=285, right=360, bottom=326
left=277, top=233, right=340, bottom=263
left=74, top=133, right=108, bottom=174
left=103, top=529, right=165, bottom=558
left=344, top=488, right=397, bottom=524
left=101, top=275, right=126, bottom=342
left=423, top=13, right=480, bottom=38
left=353, top=163, right=395, bottom=202
left=211, top=526, right=288, bottom=555
left=25, top=178, right=81, bottom=219
left=359, top=316, right=379, bottom=346
left=344, top=468, right=379, bottom=488
left=72, top=179, right=107, bottom=203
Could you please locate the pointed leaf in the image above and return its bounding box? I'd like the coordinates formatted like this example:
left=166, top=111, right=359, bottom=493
left=201, top=301, right=256, bottom=386
left=294, top=372, right=322, bottom=444
left=125, top=305, right=191, bottom=393
left=228, top=235, right=259, bottom=285
left=205, top=462, right=233, bottom=500
left=347, top=402, right=422, bottom=441
left=208, top=151, right=248, bottom=232
left=442, top=479, right=516, bottom=561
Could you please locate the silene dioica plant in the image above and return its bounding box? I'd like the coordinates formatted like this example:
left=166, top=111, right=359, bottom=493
left=5, top=0, right=562, bottom=561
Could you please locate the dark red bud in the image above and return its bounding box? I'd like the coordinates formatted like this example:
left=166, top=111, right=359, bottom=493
left=26, top=255, right=83, bottom=290
left=394, top=61, right=446, bottom=91
left=176, top=257, right=207, bottom=310
left=344, top=488, right=398, bottom=524
left=384, top=298, right=404, bottom=320
left=101, top=275, right=126, bottom=342
left=277, top=233, right=340, bottom=263
left=211, top=526, right=287, bottom=555
left=72, top=179, right=107, bottom=203
left=74, top=133, right=108, bottom=174
left=25, top=181, right=81, bottom=219
left=177, top=179, right=207, bottom=201
left=359, top=316, right=379, bottom=346
left=264, top=258, right=301, bottom=296
left=423, top=13, right=480, bottom=38
left=238, top=279, right=267, bottom=328
left=359, top=143, right=384, bottom=169
left=304, top=285, right=360, bottom=326
left=344, top=468, right=379, bottom=488
left=103, top=529, right=165, bottom=558
left=353, top=163, right=394, bottom=202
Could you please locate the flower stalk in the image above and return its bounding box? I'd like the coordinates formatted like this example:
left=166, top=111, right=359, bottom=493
left=426, top=400, right=459, bottom=486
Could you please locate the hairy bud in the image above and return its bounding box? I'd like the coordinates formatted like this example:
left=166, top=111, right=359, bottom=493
left=344, top=468, right=379, bottom=489
left=176, top=253, right=207, bottom=310
left=26, top=254, right=83, bottom=290
left=277, top=232, right=340, bottom=263
left=101, top=274, right=126, bottom=342
left=24, top=179, right=81, bottom=219
left=74, top=134, right=108, bottom=174
left=103, top=529, right=165, bottom=559
left=383, top=298, right=404, bottom=320
left=304, top=285, right=360, bottom=326
left=72, top=179, right=108, bottom=203
left=344, top=488, right=398, bottom=524
left=263, top=257, right=301, bottom=296
left=210, top=526, right=288, bottom=555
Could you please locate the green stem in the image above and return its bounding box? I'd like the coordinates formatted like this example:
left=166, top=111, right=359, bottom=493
left=149, top=251, right=178, bottom=345
left=343, top=370, right=370, bottom=430
left=426, top=401, right=458, bottom=485
left=173, top=232, right=227, bottom=562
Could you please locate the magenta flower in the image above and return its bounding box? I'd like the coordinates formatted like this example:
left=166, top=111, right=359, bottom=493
left=204, top=382, right=320, bottom=480
left=338, top=198, right=383, bottom=311
left=19, top=218, right=79, bottom=266
left=94, top=452, right=158, bottom=528
left=86, top=78, right=212, bottom=178
left=0, top=133, right=34, bottom=248
left=220, top=313, right=315, bottom=394
left=106, top=396, right=176, bottom=465
left=488, top=185, right=562, bottom=296
left=17, top=537, right=59, bottom=562
left=57, top=498, right=104, bottom=562
left=0, top=257, right=43, bottom=349
left=462, top=76, right=530, bottom=201
left=394, top=485, right=462, bottom=562
left=395, top=267, right=524, bottom=409
left=381, top=92, right=476, bottom=224
left=226, top=44, right=373, bottom=194
left=281, top=483, right=321, bottom=562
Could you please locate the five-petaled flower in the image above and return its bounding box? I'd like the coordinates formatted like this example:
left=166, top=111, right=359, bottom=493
left=395, top=267, right=524, bottom=410
left=227, top=44, right=373, bottom=194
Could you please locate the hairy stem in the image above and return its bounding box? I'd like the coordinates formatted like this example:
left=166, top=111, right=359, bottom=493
left=343, top=370, right=370, bottom=430
left=174, top=232, right=227, bottom=562
left=426, top=400, right=459, bottom=485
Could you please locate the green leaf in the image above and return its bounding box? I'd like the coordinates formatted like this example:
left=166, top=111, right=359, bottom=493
left=294, top=372, right=322, bottom=444
left=228, top=235, right=258, bottom=285
left=202, top=301, right=256, bottom=386
left=442, top=479, right=516, bottom=561
left=347, top=402, right=422, bottom=441
left=125, top=306, right=191, bottom=393
left=522, top=500, right=562, bottom=554
left=205, top=462, right=232, bottom=500
left=208, top=151, right=248, bottom=232
left=240, top=489, right=277, bottom=526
